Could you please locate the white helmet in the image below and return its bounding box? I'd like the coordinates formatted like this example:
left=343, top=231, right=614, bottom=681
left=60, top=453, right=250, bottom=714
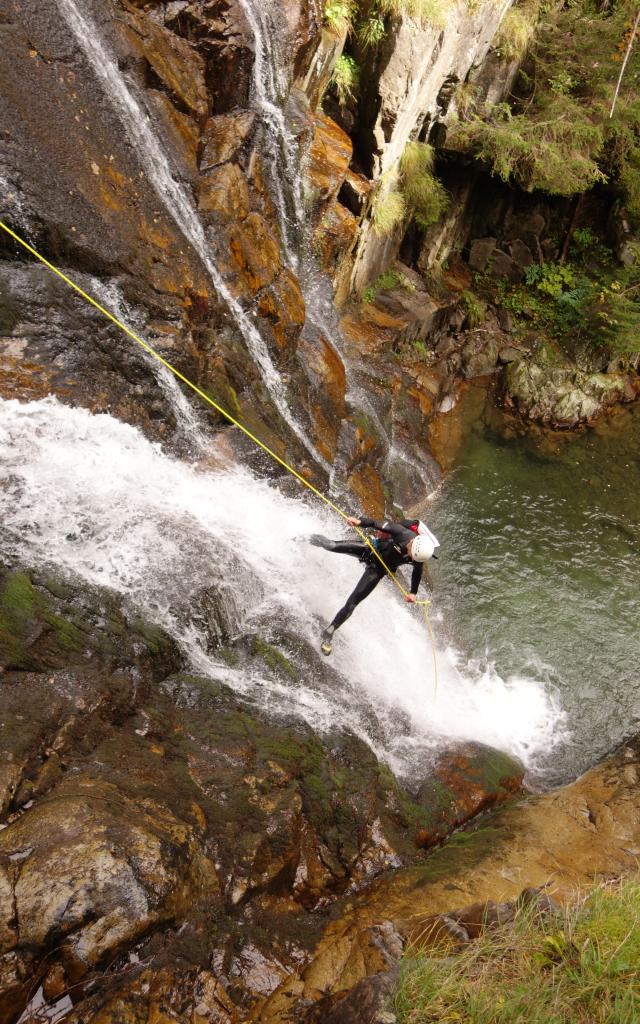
left=410, top=535, right=435, bottom=562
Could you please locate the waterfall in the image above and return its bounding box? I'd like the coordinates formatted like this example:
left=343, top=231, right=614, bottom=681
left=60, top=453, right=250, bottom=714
left=236, top=0, right=307, bottom=269
left=90, top=278, right=208, bottom=456
left=0, top=396, right=566, bottom=780
left=54, top=0, right=322, bottom=465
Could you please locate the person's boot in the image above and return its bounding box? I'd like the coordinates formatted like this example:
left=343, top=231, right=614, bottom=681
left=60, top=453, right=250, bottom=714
left=310, top=535, right=336, bottom=551
left=320, top=624, right=335, bottom=656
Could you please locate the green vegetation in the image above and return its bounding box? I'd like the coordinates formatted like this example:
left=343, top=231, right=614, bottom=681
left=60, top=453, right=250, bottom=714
left=461, top=289, right=487, bottom=327
left=450, top=0, right=640, bottom=216
left=325, top=0, right=449, bottom=52
left=363, top=268, right=416, bottom=302
left=323, top=0, right=358, bottom=34
left=372, top=186, right=406, bottom=235
left=330, top=53, right=361, bottom=106
left=400, top=142, right=449, bottom=229
left=479, top=228, right=640, bottom=360
left=493, top=1, right=540, bottom=62
left=371, top=143, right=448, bottom=237
left=396, top=875, right=640, bottom=1024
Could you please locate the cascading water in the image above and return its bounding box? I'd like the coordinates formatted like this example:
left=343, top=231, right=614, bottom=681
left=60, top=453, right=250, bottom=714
left=236, top=0, right=306, bottom=269
left=54, top=0, right=322, bottom=465
left=0, top=396, right=565, bottom=781
left=90, top=278, right=208, bottom=456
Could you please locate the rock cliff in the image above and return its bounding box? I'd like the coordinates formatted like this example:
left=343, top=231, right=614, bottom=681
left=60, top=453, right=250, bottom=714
left=1, top=0, right=639, bottom=1021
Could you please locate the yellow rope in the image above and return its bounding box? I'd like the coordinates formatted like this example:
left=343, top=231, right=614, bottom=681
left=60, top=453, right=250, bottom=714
left=0, top=218, right=437, bottom=687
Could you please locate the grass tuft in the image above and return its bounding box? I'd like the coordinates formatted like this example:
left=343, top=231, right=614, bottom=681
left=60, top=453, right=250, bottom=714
left=372, top=188, right=406, bottom=236
left=330, top=54, right=360, bottom=106
left=323, top=0, right=357, bottom=35
left=396, top=875, right=640, bottom=1024
left=400, top=142, right=449, bottom=228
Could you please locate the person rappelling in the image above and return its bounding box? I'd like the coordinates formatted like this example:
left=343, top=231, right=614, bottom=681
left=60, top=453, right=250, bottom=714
left=310, top=515, right=439, bottom=655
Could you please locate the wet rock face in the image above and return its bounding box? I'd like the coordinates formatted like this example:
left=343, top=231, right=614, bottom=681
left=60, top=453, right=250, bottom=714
left=0, top=562, right=526, bottom=1023
left=0, top=0, right=323, bottom=464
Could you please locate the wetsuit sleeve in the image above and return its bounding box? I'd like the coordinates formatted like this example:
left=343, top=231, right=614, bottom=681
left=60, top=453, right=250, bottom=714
left=359, top=517, right=408, bottom=543
left=410, top=562, right=423, bottom=595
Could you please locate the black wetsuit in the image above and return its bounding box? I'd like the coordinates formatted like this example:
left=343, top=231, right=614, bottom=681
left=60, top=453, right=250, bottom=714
left=327, top=518, right=424, bottom=630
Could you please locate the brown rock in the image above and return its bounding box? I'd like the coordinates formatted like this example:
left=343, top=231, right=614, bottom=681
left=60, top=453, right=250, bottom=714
left=450, top=899, right=516, bottom=939
left=414, top=742, right=524, bottom=849
left=148, top=90, right=200, bottom=178
left=490, top=249, right=524, bottom=283
left=0, top=779, right=217, bottom=978
left=314, top=199, right=358, bottom=276
left=257, top=269, right=306, bottom=359
left=63, top=965, right=238, bottom=1024
left=305, top=112, right=352, bottom=212
left=198, top=163, right=250, bottom=222
left=0, top=953, right=32, bottom=1024
left=120, top=3, right=208, bottom=118
left=468, top=237, right=496, bottom=272
left=508, top=238, right=534, bottom=269
left=347, top=464, right=386, bottom=517
left=43, top=962, right=68, bottom=1002
left=228, top=213, right=281, bottom=292
left=298, top=330, right=346, bottom=412
left=200, top=111, right=256, bottom=171
left=340, top=168, right=374, bottom=217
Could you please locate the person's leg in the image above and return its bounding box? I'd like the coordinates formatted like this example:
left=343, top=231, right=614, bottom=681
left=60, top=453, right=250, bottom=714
left=330, top=565, right=384, bottom=630
left=310, top=536, right=367, bottom=559
left=321, top=566, right=383, bottom=654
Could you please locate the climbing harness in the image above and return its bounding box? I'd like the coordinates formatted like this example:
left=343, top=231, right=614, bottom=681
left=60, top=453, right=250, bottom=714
left=0, top=218, right=438, bottom=692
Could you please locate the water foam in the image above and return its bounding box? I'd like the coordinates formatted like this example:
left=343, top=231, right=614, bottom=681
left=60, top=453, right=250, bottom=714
left=0, top=397, right=565, bottom=780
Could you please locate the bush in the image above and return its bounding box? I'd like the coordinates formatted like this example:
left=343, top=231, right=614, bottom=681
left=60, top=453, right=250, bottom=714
left=400, top=142, right=449, bottom=228
left=323, top=0, right=357, bottom=34
left=329, top=54, right=360, bottom=106
left=372, top=189, right=406, bottom=235
left=449, top=0, right=640, bottom=213
left=396, top=876, right=640, bottom=1024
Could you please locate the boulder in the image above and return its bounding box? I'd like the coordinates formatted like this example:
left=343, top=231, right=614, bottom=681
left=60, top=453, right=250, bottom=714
left=200, top=111, right=256, bottom=171
left=468, top=237, right=497, bottom=272
left=490, top=249, right=524, bottom=283
left=504, top=358, right=634, bottom=427
left=414, top=742, right=525, bottom=850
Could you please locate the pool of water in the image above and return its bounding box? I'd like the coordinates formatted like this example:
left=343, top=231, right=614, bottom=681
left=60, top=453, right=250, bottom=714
left=427, top=392, right=640, bottom=787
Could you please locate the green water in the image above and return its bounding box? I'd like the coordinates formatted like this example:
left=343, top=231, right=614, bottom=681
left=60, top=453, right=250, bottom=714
left=428, top=397, right=640, bottom=786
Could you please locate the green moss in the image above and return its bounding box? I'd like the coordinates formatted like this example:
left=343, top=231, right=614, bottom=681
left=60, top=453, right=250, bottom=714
left=41, top=611, right=84, bottom=651
left=418, top=826, right=508, bottom=883
left=131, top=617, right=170, bottom=655
left=218, top=646, right=239, bottom=667
left=252, top=637, right=297, bottom=680
left=0, top=573, right=39, bottom=666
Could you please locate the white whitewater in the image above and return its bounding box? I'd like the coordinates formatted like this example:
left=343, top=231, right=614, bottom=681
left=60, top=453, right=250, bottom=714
left=55, top=0, right=321, bottom=463
left=0, top=397, right=566, bottom=780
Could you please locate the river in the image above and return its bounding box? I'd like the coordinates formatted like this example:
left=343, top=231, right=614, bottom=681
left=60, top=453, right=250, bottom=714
left=427, top=388, right=640, bottom=786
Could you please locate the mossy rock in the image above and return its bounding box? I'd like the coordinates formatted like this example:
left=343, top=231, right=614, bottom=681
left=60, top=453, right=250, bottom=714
left=0, top=565, right=178, bottom=675
left=413, top=742, right=524, bottom=849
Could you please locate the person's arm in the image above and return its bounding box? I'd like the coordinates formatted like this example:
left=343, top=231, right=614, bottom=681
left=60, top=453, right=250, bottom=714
left=410, top=561, right=423, bottom=595
left=355, top=516, right=411, bottom=544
